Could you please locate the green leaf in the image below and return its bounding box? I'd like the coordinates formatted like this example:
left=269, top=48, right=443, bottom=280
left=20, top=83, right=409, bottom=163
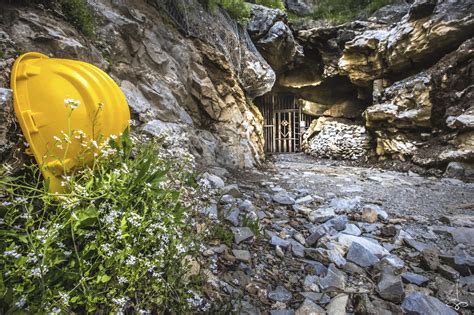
left=73, top=206, right=98, bottom=229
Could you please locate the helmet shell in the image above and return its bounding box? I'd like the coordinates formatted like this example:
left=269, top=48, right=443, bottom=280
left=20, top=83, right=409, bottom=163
left=11, top=52, right=130, bottom=192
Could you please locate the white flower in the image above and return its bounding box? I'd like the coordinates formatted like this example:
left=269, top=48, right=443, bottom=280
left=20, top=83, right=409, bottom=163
left=112, top=297, right=128, bottom=308
left=64, top=98, right=80, bottom=110
left=117, top=276, right=128, bottom=284
left=125, top=255, right=137, bottom=266
left=4, top=249, right=21, bottom=259
left=15, top=296, right=26, bottom=308
left=59, top=292, right=70, bottom=305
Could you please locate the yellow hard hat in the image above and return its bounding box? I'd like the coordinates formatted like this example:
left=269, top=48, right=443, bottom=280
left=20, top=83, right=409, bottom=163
left=11, top=52, right=130, bottom=192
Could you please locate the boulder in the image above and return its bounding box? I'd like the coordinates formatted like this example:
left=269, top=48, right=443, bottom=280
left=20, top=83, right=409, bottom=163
left=401, top=292, right=457, bottom=315
left=376, top=267, right=405, bottom=303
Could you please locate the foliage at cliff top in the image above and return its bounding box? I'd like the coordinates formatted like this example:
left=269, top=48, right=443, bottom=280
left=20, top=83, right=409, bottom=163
left=203, top=0, right=286, bottom=23
left=0, top=105, right=209, bottom=313
left=312, top=0, right=397, bottom=23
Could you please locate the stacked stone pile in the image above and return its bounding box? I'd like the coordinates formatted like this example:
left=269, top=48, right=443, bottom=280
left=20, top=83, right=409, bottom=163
left=305, top=118, right=371, bottom=160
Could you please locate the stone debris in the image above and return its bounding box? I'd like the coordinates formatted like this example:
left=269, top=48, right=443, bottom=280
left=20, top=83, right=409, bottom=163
left=199, top=156, right=474, bottom=313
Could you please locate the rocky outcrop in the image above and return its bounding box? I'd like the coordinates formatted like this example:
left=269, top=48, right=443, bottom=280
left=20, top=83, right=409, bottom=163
left=248, top=0, right=473, bottom=171
left=285, top=0, right=319, bottom=16
left=0, top=0, right=275, bottom=169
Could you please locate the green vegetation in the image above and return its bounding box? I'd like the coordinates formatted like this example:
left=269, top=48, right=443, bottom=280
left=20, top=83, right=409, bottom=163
left=242, top=214, right=260, bottom=237
left=201, top=0, right=285, bottom=24
left=59, top=0, right=95, bottom=37
left=0, top=102, right=206, bottom=313
left=312, top=0, right=396, bottom=24
left=210, top=224, right=234, bottom=247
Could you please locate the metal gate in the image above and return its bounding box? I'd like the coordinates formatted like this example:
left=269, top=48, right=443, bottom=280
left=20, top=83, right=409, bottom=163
left=255, top=94, right=312, bottom=153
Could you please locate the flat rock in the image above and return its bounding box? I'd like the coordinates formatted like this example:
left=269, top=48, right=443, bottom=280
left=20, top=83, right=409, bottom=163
left=341, top=223, right=361, bottom=236
left=325, top=216, right=348, bottom=231
left=401, top=272, right=429, bottom=286
left=437, top=264, right=460, bottom=281
left=308, top=208, right=336, bottom=223
left=306, top=225, right=337, bottom=246
left=326, top=293, right=349, bottom=315
left=271, top=235, right=291, bottom=249
left=329, top=197, right=361, bottom=212
left=380, top=255, right=405, bottom=270
left=303, top=275, right=320, bottom=292
left=270, top=310, right=294, bottom=315
left=420, top=248, right=439, bottom=271
left=338, top=234, right=390, bottom=257
left=296, top=195, right=313, bottom=205
left=401, top=292, right=457, bottom=315
left=232, top=227, right=255, bottom=244
left=346, top=242, right=380, bottom=267
left=404, top=238, right=436, bottom=252
left=232, top=249, right=251, bottom=263
left=272, top=190, right=295, bottom=205
left=295, top=299, right=325, bottom=315
left=268, top=285, right=293, bottom=303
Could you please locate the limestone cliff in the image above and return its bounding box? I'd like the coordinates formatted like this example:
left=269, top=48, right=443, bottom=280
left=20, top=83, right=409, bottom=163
left=0, top=0, right=275, bottom=171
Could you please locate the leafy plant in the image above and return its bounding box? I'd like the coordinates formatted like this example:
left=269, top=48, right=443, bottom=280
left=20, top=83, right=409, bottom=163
left=210, top=224, right=234, bottom=247
left=254, top=0, right=285, bottom=10
left=202, top=0, right=251, bottom=23
left=242, top=214, right=260, bottom=237
left=0, top=100, right=207, bottom=313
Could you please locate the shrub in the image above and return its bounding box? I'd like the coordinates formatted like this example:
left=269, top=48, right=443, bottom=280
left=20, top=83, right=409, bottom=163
left=202, top=0, right=251, bottom=23
left=0, top=102, right=206, bottom=313
left=59, top=0, right=95, bottom=37
left=312, top=0, right=396, bottom=23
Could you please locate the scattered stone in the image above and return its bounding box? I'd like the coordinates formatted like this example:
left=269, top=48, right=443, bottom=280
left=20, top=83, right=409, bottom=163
left=276, top=245, right=285, bottom=258
left=306, top=225, right=337, bottom=247
left=354, top=294, right=377, bottom=314
left=232, top=227, right=255, bottom=244
left=296, top=195, right=313, bottom=205
left=303, top=275, right=320, bottom=292
left=305, top=260, right=328, bottom=276
left=201, top=172, right=225, bottom=189
left=200, top=204, right=218, bottom=219
left=328, top=249, right=347, bottom=268
left=289, top=239, right=305, bottom=258
left=325, top=216, right=348, bottom=231
left=295, top=299, right=325, bottom=315
left=225, top=208, right=240, bottom=226
left=380, top=225, right=397, bottom=237
left=379, top=255, right=405, bottom=270
left=329, top=197, right=361, bottom=212
left=341, top=223, right=361, bottom=236
left=401, top=272, right=429, bottom=286
left=346, top=242, right=380, bottom=267
left=401, top=292, right=457, bottom=315
left=294, top=232, right=306, bottom=245
left=361, top=206, right=379, bottom=223
left=376, top=267, right=405, bottom=303
left=220, top=194, right=235, bottom=204
left=308, top=208, right=336, bottom=223
left=420, top=248, right=439, bottom=271
left=440, top=251, right=474, bottom=276
left=437, top=264, right=460, bottom=281
left=338, top=234, right=390, bottom=257
left=318, top=264, right=346, bottom=291
left=272, top=191, right=295, bottom=205
left=271, top=235, right=291, bottom=249
left=232, top=249, right=251, bottom=263
left=342, top=261, right=367, bottom=275
left=326, top=294, right=348, bottom=315
left=305, top=248, right=346, bottom=267
left=404, top=238, right=436, bottom=252
left=222, top=184, right=242, bottom=198
left=268, top=286, right=293, bottom=303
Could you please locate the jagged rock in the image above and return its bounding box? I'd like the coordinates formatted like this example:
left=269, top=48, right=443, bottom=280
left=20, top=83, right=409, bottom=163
left=308, top=208, right=336, bottom=223
left=271, top=310, right=294, bottom=315
left=354, top=294, right=378, bottom=314
left=337, top=234, right=390, bottom=257
left=272, top=190, right=296, bottom=205
left=409, top=0, right=437, bottom=20
left=346, top=242, right=380, bottom=267
left=376, top=267, right=405, bottom=303
left=318, top=264, right=346, bottom=291
left=295, top=299, right=325, bottom=315
left=200, top=172, right=225, bottom=189
left=325, top=216, right=349, bottom=231
left=326, top=294, right=348, bottom=315
left=222, top=184, right=242, bottom=198
left=420, top=248, right=440, bottom=271
left=379, top=255, right=405, bottom=271
left=306, top=225, right=337, bottom=246
left=437, top=264, right=460, bottom=281
left=268, top=286, right=293, bottom=302
left=361, top=206, right=379, bottom=223
left=303, top=275, right=320, bottom=292
left=232, top=227, right=255, bottom=244
left=401, top=292, right=457, bottom=315
left=248, top=5, right=297, bottom=71
left=290, top=239, right=306, bottom=258
left=401, top=272, right=429, bottom=286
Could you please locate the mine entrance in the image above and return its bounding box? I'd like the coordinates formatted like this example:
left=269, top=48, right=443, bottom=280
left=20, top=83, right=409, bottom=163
left=255, top=94, right=312, bottom=153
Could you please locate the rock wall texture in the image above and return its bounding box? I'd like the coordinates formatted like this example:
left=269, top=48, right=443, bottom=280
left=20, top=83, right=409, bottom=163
left=249, top=0, right=474, bottom=172
left=0, top=0, right=276, bottom=171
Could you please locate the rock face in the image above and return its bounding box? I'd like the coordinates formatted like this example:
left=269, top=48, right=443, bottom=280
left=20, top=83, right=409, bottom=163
left=246, top=0, right=474, bottom=170
left=0, top=0, right=275, bottom=170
